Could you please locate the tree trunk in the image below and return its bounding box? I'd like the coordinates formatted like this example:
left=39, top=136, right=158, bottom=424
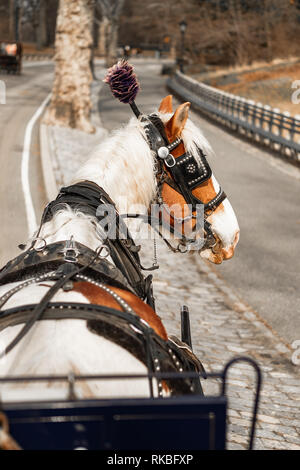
left=263, top=0, right=273, bottom=62
left=96, top=0, right=125, bottom=66
left=97, top=16, right=109, bottom=56
left=9, top=0, right=21, bottom=41
left=106, top=19, right=119, bottom=67
left=43, top=0, right=95, bottom=134
left=9, top=0, right=15, bottom=41
left=228, top=0, right=246, bottom=65
left=36, top=0, right=48, bottom=50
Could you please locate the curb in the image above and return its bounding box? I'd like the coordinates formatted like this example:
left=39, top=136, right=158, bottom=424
left=40, top=123, right=59, bottom=202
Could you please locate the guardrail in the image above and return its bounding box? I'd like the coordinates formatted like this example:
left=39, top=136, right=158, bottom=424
left=23, top=54, right=54, bottom=61
left=167, top=71, right=300, bottom=163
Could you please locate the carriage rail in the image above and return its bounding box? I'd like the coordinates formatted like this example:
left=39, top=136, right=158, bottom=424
left=0, top=356, right=262, bottom=450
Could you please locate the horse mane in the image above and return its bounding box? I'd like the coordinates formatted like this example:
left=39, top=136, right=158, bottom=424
left=72, top=117, right=157, bottom=212
left=38, top=204, right=102, bottom=250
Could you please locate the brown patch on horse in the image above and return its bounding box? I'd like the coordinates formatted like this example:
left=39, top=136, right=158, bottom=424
left=159, top=95, right=173, bottom=114
left=72, top=282, right=168, bottom=341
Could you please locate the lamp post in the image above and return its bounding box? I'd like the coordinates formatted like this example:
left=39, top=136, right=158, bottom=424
left=179, top=20, right=187, bottom=73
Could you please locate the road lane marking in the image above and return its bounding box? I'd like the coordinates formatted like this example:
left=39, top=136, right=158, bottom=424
left=21, top=93, right=51, bottom=237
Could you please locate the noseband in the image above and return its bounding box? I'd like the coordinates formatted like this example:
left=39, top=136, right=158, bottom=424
left=140, top=114, right=226, bottom=253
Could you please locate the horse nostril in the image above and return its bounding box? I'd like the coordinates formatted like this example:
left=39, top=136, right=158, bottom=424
left=221, top=246, right=235, bottom=260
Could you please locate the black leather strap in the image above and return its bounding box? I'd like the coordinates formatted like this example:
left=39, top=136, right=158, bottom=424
left=0, top=240, right=134, bottom=293
left=54, top=182, right=147, bottom=299
left=1, top=263, right=80, bottom=355
left=169, top=149, right=212, bottom=194
left=2, top=182, right=149, bottom=301
left=0, top=301, right=199, bottom=395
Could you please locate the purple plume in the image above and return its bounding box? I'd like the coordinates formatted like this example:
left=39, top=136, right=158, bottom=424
left=103, top=60, right=140, bottom=104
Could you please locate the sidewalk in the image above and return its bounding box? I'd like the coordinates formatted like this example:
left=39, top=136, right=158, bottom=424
left=40, top=76, right=300, bottom=450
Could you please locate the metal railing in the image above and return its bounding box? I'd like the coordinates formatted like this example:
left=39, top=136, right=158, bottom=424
left=167, top=71, right=300, bottom=163
left=23, top=53, right=54, bottom=61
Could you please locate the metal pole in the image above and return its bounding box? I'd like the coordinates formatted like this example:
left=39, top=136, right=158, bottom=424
left=180, top=30, right=185, bottom=73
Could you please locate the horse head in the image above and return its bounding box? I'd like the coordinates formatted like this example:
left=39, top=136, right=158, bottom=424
left=125, top=93, right=238, bottom=264
left=102, top=60, right=239, bottom=264
left=74, top=96, right=239, bottom=265
left=151, top=94, right=240, bottom=264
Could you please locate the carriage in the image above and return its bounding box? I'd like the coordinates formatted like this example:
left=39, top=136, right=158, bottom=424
left=0, top=61, right=260, bottom=451
left=0, top=41, right=22, bottom=74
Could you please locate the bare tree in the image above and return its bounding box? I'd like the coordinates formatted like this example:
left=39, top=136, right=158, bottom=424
left=95, top=0, right=125, bottom=67
left=36, top=0, right=47, bottom=49
left=43, top=0, right=95, bottom=134
left=16, top=0, right=47, bottom=46
left=9, top=0, right=15, bottom=40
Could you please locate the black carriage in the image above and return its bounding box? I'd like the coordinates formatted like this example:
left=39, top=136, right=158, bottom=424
left=0, top=41, right=23, bottom=74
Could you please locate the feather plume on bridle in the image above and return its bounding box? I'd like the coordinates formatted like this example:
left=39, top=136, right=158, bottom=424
left=103, top=59, right=142, bottom=118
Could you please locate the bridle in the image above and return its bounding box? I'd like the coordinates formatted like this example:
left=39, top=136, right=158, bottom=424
left=140, top=113, right=227, bottom=253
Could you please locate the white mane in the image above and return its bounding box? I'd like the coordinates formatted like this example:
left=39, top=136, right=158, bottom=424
left=72, top=117, right=157, bottom=213
left=72, top=113, right=214, bottom=212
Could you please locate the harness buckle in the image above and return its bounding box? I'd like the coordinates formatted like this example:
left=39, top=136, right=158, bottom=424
left=164, top=154, right=176, bottom=168
left=96, top=244, right=110, bottom=259
left=62, top=236, right=80, bottom=263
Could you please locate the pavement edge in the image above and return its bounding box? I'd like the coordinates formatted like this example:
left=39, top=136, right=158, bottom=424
left=40, top=123, right=58, bottom=202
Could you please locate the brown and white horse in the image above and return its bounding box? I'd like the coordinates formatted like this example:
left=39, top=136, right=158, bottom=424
left=0, top=95, right=239, bottom=402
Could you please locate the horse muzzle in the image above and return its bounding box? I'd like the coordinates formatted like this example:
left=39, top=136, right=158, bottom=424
left=200, top=230, right=240, bottom=264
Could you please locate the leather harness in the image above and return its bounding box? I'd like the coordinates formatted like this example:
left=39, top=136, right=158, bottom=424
left=0, top=182, right=205, bottom=396
left=0, top=301, right=202, bottom=396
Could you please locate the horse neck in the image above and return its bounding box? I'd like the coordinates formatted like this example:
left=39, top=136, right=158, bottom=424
left=72, top=119, right=157, bottom=214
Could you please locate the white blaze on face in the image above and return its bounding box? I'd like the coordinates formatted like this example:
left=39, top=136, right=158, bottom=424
left=200, top=175, right=240, bottom=263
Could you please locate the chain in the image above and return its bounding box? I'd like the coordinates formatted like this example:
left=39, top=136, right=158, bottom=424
left=153, top=238, right=158, bottom=268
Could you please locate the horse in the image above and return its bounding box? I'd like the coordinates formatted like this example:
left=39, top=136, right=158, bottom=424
left=0, top=94, right=239, bottom=403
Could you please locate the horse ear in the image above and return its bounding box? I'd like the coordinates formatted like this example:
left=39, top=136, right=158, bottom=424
left=159, top=95, right=173, bottom=113
left=166, top=102, right=190, bottom=138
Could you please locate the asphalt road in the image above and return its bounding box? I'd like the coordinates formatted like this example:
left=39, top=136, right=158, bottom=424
left=98, top=60, right=300, bottom=345
left=0, top=63, right=53, bottom=268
